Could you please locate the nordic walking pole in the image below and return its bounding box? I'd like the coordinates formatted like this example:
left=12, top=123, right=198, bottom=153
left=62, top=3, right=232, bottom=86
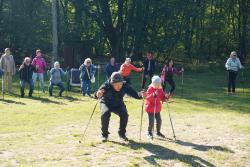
left=37, top=79, right=40, bottom=98
left=1, top=74, right=4, bottom=100
left=181, top=70, right=184, bottom=97
left=139, top=97, right=144, bottom=140
left=152, top=95, right=157, bottom=140
left=242, top=71, right=245, bottom=95
left=79, top=99, right=99, bottom=143
left=166, top=102, right=176, bottom=140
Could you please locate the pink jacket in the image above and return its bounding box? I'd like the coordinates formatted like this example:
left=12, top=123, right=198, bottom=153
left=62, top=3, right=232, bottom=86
left=145, top=85, right=168, bottom=113
left=32, top=56, right=46, bottom=73
left=160, top=65, right=182, bottom=81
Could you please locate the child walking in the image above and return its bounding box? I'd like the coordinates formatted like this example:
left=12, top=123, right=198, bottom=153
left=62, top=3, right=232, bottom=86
left=145, top=75, right=169, bottom=139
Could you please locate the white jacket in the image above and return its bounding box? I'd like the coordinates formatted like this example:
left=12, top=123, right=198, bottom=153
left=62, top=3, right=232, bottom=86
left=225, top=57, right=243, bottom=72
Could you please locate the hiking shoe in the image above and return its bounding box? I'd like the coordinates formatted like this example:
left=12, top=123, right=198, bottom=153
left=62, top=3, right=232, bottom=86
left=148, top=132, right=153, bottom=140
left=119, top=134, right=128, bottom=141
left=157, top=132, right=166, bottom=138
left=101, top=136, right=108, bottom=142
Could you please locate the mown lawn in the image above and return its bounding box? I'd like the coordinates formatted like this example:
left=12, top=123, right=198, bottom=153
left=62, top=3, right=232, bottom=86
left=0, top=71, right=249, bottom=167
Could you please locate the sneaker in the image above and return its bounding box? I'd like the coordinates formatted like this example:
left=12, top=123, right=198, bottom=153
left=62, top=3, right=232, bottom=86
left=101, top=136, right=108, bottom=142
left=148, top=132, right=153, bottom=140
left=119, top=134, right=128, bottom=141
left=87, top=93, right=92, bottom=98
left=228, top=92, right=233, bottom=96
left=29, top=94, right=32, bottom=98
left=157, top=132, right=166, bottom=138
left=21, top=94, right=24, bottom=98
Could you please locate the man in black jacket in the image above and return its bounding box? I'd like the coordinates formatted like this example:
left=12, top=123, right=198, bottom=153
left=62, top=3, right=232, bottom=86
left=19, top=57, right=36, bottom=97
left=142, top=51, right=155, bottom=89
left=96, top=72, right=145, bottom=142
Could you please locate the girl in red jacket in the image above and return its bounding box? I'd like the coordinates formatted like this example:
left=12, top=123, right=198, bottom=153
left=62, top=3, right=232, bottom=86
left=145, top=75, right=169, bottom=139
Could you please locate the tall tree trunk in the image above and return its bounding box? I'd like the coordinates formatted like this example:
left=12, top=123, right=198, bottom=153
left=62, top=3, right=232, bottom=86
left=52, top=0, right=58, bottom=65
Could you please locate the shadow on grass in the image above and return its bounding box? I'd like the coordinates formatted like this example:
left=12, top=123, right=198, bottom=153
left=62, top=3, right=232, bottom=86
left=111, top=140, right=215, bottom=167
left=29, top=96, right=66, bottom=105
left=0, top=98, right=26, bottom=105
left=59, top=95, right=80, bottom=102
left=176, top=140, right=234, bottom=153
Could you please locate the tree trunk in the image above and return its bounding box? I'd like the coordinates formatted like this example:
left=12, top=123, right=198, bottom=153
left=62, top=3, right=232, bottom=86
left=52, top=0, right=58, bottom=65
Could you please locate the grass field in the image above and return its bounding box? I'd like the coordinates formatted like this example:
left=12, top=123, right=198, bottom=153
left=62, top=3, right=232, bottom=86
left=0, top=71, right=250, bottom=167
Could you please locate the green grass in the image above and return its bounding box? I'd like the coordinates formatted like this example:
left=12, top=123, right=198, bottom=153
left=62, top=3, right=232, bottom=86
left=0, top=71, right=250, bottom=167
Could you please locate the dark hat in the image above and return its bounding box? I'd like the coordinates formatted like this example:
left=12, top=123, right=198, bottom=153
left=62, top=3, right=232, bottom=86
left=110, top=72, right=124, bottom=84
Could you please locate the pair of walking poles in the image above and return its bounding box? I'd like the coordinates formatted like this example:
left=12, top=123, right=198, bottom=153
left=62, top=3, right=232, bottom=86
left=139, top=95, right=176, bottom=141
left=81, top=95, right=176, bottom=142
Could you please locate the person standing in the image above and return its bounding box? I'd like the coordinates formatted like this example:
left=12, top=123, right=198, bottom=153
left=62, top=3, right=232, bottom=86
left=0, top=48, right=16, bottom=93
left=142, top=51, right=155, bottom=89
left=19, top=57, right=36, bottom=98
left=32, top=49, right=47, bottom=93
left=119, top=58, right=144, bottom=84
left=225, top=51, right=244, bottom=95
left=105, top=57, right=119, bottom=79
left=79, top=58, right=96, bottom=97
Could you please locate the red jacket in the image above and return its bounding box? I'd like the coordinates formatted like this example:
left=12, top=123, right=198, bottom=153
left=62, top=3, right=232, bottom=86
left=145, top=85, right=168, bottom=113
left=120, top=63, right=143, bottom=77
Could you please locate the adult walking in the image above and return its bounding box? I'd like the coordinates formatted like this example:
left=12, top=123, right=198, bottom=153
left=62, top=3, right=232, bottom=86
left=160, top=59, right=184, bottom=97
left=119, top=58, right=144, bottom=85
left=225, top=51, right=244, bottom=95
left=0, top=48, right=16, bottom=94
left=141, top=51, right=155, bottom=89
left=95, top=72, right=145, bottom=142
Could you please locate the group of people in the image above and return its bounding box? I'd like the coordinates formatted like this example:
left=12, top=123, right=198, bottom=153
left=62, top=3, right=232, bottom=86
left=0, top=48, right=245, bottom=142
left=0, top=49, right=66, bottom=97
left=94, top=51, right=185, bottom=141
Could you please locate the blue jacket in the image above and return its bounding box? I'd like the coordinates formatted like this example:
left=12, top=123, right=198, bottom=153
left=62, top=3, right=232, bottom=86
left=0, top=68, right=4, bottom=76
left=79, top=64, right=96, bottom=80
left=50, top=68, right=66, bottom=84
left=105, top=63, right=119, bottom=79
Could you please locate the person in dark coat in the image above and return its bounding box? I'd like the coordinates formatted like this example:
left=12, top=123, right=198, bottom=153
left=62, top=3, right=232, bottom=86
left=105, top=57, right=119, bottom=79
left=95, top=72, right=146, bottom=142
left=19, top=57, right=36, bottom=97
left=142, top=51, right=155, bottom=89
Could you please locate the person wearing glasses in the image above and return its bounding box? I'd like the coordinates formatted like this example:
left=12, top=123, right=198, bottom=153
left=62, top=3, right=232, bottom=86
left=79, top=58, right=96, bottom=97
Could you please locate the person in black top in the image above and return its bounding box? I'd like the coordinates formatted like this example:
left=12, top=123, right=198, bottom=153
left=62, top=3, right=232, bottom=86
left=95, top=72, right=145, bottom=142
left=141, top=51, right=155, bottom=89
left=19, top=57, right=36, bottom=97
